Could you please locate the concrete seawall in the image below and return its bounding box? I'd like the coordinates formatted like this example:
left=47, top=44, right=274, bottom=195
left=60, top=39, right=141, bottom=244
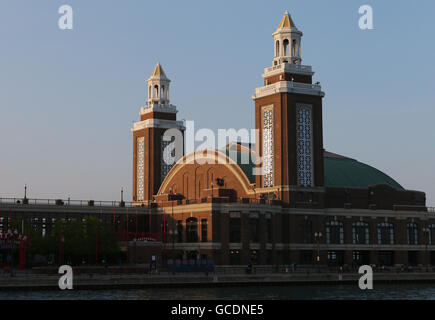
left=2, top=272, right=435, bottom=290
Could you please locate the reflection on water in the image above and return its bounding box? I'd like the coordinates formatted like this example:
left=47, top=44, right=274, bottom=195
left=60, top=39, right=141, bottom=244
left=1, top=283, right=435, bottom=300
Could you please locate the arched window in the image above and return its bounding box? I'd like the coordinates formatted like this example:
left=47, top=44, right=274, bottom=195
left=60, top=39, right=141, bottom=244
left=378, top=223, right=394, bottom=244
left=275, top=40, right=280, bottom=57
left=352, top=221, right=369, bottom=244
left=326, top=221, right=344, bottom=244
left=148, top=86, right=151, bottom=99
left=186, top=217, right=198, bottom=242
left=407, top=223, right=418, bottom=245
left=154, top=85, right=159, bottom=98
left=283, top=39, right=289, bottom=56
left=298, top=220, right=312, bottom=243
left=161, top=86, right=165, bottom=99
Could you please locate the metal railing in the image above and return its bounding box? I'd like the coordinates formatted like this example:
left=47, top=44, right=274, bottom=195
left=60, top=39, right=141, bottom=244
left=428, top=207, right=435, bottom=213
left=0, top=197, right=134, bottom=208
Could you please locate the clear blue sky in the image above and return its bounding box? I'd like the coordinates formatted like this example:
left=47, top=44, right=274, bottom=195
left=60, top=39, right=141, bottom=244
left=0, top=0, right=434, bottom=206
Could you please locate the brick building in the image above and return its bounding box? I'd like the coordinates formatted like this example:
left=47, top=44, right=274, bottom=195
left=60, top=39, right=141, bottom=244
left=130, top=11, right=432, bottom=268
left=1, top=11, right=432, bottom=269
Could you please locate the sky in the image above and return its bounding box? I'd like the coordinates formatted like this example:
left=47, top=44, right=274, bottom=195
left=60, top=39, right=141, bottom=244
left=0, top=0, right=434, bottom=206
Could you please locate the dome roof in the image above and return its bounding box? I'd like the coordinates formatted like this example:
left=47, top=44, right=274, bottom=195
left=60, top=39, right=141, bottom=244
left=323, top=151, right=404, bottom=190
left=223, top=144, right=404, bottom=190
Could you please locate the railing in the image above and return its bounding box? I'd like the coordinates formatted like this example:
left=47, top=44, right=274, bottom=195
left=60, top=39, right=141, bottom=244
left=428, top=207, right=435, bottom=213
left=265, top=63, right=312, bottom=74
left=114, top=232, right=163, bottom=242
left=0, top=197, right=134, bottom=208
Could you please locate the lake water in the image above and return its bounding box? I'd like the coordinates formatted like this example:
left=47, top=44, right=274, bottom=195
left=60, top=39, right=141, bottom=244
left=1, top=283, right=435, bottom=300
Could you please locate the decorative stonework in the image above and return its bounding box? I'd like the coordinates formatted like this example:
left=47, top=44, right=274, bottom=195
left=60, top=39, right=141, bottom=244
left=161, top=135, right=175, bottom=183
left=136, top=137, right=145, bottom=201
left=262, top=105, right=274, bottom=187
left=296, top=104, right=313, bottom=187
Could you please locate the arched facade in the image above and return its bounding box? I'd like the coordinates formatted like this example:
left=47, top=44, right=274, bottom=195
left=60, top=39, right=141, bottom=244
left=157, top=149, right=254, bottom=201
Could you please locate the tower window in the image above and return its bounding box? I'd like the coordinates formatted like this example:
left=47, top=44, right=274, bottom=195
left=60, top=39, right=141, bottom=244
left=154, top=85, right=159, bottom=98
left=275, top=40, right=280, bottom=57
left=283, top=39, right=289, bottom=56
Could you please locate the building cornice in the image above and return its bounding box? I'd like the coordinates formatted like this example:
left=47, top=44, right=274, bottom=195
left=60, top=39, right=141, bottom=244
left=253, top=80, right=324, bottom=100
left=131, top=119, right=185, bottom=132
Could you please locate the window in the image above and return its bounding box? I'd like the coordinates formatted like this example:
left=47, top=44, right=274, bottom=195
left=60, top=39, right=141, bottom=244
left=326, top=221, right=344, bottom=244
left=352, top=222, right=369, bottom=244
left=283, top=39, right=289, bottom=56
left=298, top=220, right=312, bottom=244
left=201, top=219, right=207, bottom=242
left=327, top=251, right=344, bottom=266
left=407, top=223, right=418, bottom=245
left=250, top=218, right=259, bottom=243
left=229, top=218, right=241, bottom=243
left=275, top=40, right=280, bottom=57
left=267, top=218, right=273, bottom=242
left=176, top=220, right=183, bottom=242
left=186, top=217, right=198, bottom=242
left=377, top=223, right=394, bottom=245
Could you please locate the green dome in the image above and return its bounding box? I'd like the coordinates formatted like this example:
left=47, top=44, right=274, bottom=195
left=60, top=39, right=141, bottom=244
left=323, top=152, right=403, bottom=190
left=223, top=144, right=404, bottom=190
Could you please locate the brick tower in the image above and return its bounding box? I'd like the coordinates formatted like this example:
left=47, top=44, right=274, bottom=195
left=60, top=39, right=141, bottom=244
left=132, top=63, right=185, bottom=204
left=252, top=11, right=325, bottom=204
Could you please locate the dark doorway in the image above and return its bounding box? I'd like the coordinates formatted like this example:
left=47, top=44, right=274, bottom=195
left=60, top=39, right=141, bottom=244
left=408, top=251, right=418, bottom=266
left=327, top=251, right=344, bottom=266
left=353, top=251, right=370, bottom=265
left=378, top=251, right=394, bottom=266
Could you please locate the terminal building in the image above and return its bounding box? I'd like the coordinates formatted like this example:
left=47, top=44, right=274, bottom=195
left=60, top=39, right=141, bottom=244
left=1, top=11, right=433, bottom=268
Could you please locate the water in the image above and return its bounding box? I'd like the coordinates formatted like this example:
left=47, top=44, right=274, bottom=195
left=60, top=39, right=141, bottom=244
left=1, top=283, right=435, bottom=300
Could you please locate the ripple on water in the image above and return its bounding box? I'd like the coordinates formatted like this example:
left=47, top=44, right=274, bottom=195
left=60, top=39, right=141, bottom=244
left=1, top=283, right=435, bottom=300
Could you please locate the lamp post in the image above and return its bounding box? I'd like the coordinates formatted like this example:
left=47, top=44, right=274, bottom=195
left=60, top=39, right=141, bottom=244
left=58, top=227, right=65, bottom=266
left=169, top=229, right=178, bottom=259
left=423, top=227, right=430, bottom=272
left=314, top=232, right=322, bottom=272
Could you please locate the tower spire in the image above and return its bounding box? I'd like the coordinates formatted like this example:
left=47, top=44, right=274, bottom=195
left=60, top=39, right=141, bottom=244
left=273, top=10, right=302, bottom=65
left=277, top=10, right=296, bottom=30
left=147, top=62, right=171, bottom=107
